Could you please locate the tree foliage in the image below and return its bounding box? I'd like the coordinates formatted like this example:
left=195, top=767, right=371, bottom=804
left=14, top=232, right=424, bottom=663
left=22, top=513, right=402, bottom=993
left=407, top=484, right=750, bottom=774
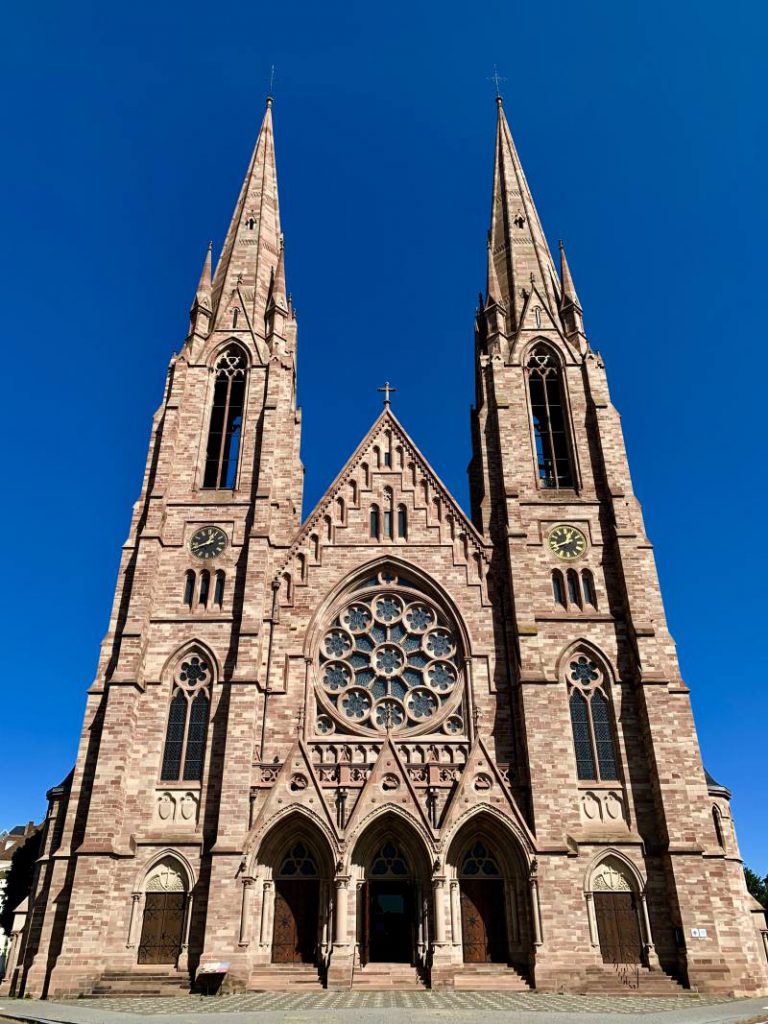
left=745, top=866, right=768, bottom=909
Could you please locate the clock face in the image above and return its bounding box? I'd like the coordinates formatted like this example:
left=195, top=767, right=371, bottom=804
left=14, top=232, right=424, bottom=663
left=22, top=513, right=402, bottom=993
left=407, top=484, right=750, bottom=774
left=189, top=526, right=227, bottom=560
left=548, top=524, right=587, bottom=561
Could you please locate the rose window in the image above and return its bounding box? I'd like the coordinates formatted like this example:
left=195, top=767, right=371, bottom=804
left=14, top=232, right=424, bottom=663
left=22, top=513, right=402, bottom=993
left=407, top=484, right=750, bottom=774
left=316, top=572, right=464, bottom=736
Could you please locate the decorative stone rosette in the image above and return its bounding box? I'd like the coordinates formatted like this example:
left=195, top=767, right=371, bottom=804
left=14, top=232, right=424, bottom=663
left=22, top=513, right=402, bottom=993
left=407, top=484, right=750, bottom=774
left=314, top=572, right=465, bottom=737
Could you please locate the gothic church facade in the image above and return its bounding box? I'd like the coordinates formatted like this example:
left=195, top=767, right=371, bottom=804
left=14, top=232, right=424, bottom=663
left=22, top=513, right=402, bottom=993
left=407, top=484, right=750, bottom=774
left=6, top=98, right=767, bottom=998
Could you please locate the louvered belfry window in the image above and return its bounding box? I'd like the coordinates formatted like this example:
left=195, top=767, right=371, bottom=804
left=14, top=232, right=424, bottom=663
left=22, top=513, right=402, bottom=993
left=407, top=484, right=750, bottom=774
left=203, top=347, right=247, bottom=489
left=526, top=346, right=574, bottom=488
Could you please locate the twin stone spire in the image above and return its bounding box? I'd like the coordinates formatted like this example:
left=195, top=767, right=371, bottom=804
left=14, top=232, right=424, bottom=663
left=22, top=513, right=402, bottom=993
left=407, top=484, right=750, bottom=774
left=190, top=95, right=586, bottom=349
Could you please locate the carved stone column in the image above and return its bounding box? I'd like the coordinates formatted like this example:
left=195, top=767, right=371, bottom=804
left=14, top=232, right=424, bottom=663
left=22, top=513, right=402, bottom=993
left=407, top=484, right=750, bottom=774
left=239, top=877, right=254, bottom=947
left=334, top=876, right=349, bottom=944
left=126, top=892, right=143, bottom=949
left=178, top=891, right=193, bottom=972
left=530, top=876, right=543, bottom=946
left=639, top=892, right=660, bottom=967
left=432, top=877, right=447, bottom=944
left=585, top=892, right=598, bottom=946
left=259, top=880, right=273, bottom=948
left=449, top=880, right=460, bottom=948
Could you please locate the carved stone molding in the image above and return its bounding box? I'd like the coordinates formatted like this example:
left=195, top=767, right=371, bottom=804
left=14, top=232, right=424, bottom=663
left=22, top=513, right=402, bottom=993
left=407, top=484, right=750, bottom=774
left=155, top=789, right=199, bottom=826
left=579, top=787, right=627, bottom=828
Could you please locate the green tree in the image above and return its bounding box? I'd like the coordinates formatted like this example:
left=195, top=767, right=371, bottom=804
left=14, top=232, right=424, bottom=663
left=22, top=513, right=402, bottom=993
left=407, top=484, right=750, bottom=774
left=744, top=866, right=768, bottom=908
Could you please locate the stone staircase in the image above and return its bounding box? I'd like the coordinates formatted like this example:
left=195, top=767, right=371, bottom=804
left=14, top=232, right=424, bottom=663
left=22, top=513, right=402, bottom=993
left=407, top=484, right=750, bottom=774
left=451, top=963, right=531, bottom=990
left=352, top=962, right=427, bottom=990
left=580, top=964, right=688, bottom=995
left=90, top=968, right=191, bottom=997
left=248, top=964, right=325, bottom=991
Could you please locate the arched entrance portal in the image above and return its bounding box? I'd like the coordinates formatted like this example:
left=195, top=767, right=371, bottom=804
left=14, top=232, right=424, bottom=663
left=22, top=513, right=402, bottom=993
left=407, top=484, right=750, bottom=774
left=590, top=858, right=644, bottom=965
left=459, top=841, right=507, bottom=963
left=353, top=814, right=432, bottom=970
left=137, top=857, right=189, bottom=965
left=365, top=841, right=413, bottom=963
left=272, top=842, right=321, bottom=964
left=447, top=815, right=534, bottom=975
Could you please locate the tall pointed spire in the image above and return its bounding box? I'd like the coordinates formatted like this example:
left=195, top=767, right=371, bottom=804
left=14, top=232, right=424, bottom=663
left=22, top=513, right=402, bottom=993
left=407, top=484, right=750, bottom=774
left=558, top=239, right=581, bottom=311
left=195, top=241, right=213, bottom=308
left=488, top=97, right=560, bottom=329
left=188, top=240, right=213, bottom=337
left=558, top=239, right=587, bottom=352
left=211, top=97, right=284, bottom=333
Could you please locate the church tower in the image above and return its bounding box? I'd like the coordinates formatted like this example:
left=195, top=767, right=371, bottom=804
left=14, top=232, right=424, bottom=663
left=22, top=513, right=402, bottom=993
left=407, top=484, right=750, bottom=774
left=6, top=97, right=767, bottom=1000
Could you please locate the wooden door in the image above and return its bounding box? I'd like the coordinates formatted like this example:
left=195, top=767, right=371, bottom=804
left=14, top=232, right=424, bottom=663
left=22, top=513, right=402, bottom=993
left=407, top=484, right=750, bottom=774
left=138, top=892, right=186, bottom=965
left=594, top=892, right=643, bottom=964
left=460, top=879, right=507, bottom=963
left=271, top=880, right=319, bottom=963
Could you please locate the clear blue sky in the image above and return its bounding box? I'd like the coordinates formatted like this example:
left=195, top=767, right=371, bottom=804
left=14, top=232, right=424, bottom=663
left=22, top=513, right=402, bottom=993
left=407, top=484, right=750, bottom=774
left=1, top=1, right=766, bottom=872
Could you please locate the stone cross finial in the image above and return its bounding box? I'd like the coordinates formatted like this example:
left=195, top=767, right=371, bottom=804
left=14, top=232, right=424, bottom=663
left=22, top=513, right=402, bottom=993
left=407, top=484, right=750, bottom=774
left=377, top=381, right=397, bottom=407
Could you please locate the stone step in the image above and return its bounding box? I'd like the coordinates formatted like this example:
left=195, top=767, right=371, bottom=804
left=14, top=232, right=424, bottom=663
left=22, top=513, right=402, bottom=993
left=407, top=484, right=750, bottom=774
left=580, top=965, right=687, bottom=995
left=248, top=965, right=324, bottom=991
left=90, top=968, right=191, bottom=998
left=353, top=963, right=426, bottom=990
left=452, top=965, right=530, bottom=991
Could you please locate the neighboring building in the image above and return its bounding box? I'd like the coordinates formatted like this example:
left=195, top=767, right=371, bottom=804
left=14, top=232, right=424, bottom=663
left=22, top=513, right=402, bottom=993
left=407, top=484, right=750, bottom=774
left=6, top=96, right=768, bottom=999
left=0, top=823, right=42, bottom=981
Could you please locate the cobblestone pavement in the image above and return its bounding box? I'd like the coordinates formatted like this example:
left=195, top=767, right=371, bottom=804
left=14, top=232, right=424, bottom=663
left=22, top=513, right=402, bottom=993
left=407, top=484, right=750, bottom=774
left=2, top=992, right=768, bottom=1024
left=45, top=992, right=737, bottom=1013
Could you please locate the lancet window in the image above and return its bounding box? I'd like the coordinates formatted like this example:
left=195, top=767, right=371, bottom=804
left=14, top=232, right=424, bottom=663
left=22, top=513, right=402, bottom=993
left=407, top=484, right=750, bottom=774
left=161, top=654, right=212, bottom=782
left=566, top=653, right=619, bottom=782
left=203, top=346, right=247, bottom=489
left=526, top=346, right=574, bottom=488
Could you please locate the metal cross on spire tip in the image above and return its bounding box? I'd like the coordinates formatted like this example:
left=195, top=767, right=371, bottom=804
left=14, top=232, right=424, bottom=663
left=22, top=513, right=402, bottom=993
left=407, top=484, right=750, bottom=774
left=377, top=381, right=397, bottom=408
left=266, top=65, right=276, bottom=106
left=488, top=65, right=506, bottom=101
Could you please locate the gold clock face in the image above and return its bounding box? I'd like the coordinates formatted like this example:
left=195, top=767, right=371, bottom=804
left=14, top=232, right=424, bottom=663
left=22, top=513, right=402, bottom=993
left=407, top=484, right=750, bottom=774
left=548, top=524, right=587, bottom=561
left=189, top=526, right=227, bottom=560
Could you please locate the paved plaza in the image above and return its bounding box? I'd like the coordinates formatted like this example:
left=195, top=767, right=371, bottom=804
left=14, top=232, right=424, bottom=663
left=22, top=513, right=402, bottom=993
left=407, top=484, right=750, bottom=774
left=2, top=993, right=768, bottom=1024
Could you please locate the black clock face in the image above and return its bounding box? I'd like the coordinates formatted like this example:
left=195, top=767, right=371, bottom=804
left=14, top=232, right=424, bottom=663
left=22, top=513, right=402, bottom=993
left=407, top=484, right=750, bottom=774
left=189, top=526, right=227, bottom=560
left=548, top=524, right=587, bottom=561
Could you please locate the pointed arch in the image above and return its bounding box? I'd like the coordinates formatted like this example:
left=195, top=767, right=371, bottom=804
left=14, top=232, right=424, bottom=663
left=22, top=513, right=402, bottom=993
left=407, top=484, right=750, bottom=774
left=524, top=339, right=575, bottom=489
left=349, top=807, right=434, bottom=878
left=159, top=642, right=216, bottom=783
left=160, top=639, right=220, bottom=688
left=584, top=849, right=645, bottom=895
left=250, top=810, right=336, bottom=879
left=134, top=848, right=196, bottom=893
left=203, top=341, right=248, bottom=489
left=244, top=803, right=339, bottom=878
left=445, top=809, right=534, bottom=967
left=555, top=638, right=617, bottom=686
left=303, top=555, right=476, bottom=661
left=558, top=640, right=620, bottom=784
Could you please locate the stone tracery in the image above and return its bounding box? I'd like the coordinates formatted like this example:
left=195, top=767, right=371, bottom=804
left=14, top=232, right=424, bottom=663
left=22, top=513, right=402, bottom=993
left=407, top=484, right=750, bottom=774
left=315, top=570, right=465, bottom=737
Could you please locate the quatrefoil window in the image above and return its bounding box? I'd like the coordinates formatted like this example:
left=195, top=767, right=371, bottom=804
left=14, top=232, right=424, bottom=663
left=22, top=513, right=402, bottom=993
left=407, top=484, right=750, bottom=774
left=315, top=572, right=465, bottom=737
